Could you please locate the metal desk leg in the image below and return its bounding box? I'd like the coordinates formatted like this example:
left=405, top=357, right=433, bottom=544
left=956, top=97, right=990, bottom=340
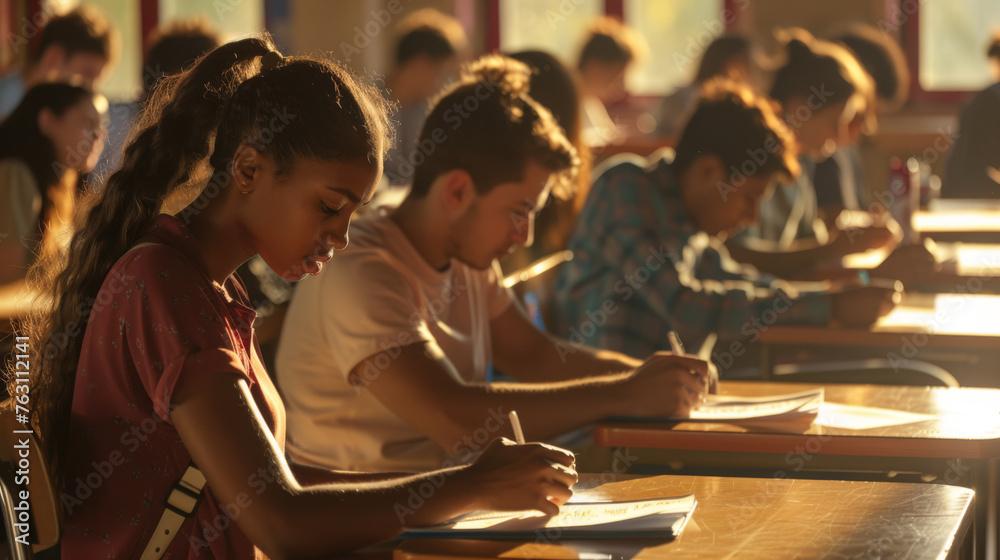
left=760, top=343, right=774, bottom=380
left=972, top=458, right=996, bottom=560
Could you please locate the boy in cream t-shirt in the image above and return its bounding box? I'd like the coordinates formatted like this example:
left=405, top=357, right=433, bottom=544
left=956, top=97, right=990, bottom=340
left=277, top=213, right=512, bottom=471
left=276, top=54, right=711, bottom=472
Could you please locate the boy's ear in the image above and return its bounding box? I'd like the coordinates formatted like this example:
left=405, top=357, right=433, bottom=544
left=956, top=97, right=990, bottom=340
left=441, top=169, right=476, bottom=213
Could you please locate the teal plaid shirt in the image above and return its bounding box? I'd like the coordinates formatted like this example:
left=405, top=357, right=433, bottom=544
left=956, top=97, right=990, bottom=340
left=551, top=152, right=831, bottom=360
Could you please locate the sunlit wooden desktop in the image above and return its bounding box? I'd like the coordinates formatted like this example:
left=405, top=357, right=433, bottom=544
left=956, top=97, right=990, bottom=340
left=386, top=473, right=973, bottom=560
left=593, top=381, right=1000, bottom=559
left=914, top=201, right=1000, bottom=244
left=824, top=242, right=1000, bottom=292
left=756, top=292, right=1000, bottom=386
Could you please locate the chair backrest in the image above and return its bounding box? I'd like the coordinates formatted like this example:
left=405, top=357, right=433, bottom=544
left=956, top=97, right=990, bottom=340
left=0, top=399, right=62, bottom=559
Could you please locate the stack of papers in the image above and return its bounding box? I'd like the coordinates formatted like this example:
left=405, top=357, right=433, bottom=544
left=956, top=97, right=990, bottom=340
left=402, top=495, right=697, bottom=540
left=690, top=389, right=824, bottom=425
left=610, top=389, right=824, bottom=429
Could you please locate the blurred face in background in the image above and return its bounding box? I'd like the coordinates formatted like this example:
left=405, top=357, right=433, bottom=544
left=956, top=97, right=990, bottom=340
left=39, top=95, right=105, bottom=174
left=580, top=60, right=628, bottom=104
left=786, top=97, right=852, bottom=159
left=680, top=155, right=775, bottom=236
left=404, top=54, right=460, bottom=102
left=39, top=46, right=110, bottom=91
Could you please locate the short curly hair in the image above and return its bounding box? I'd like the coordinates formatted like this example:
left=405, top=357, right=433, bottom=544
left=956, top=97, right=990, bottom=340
left=406, top=54, right=579, bottom=201
left=675, top=78, right=800, bottom=182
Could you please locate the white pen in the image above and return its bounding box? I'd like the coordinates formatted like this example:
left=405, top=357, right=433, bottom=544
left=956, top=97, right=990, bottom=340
left=509, top=410, right=526, bottom=444
left=668, top=330, right=707, bottom=405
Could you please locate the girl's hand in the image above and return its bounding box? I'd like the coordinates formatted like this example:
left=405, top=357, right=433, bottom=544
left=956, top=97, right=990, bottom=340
left=461, top=437, right=577, bottom=515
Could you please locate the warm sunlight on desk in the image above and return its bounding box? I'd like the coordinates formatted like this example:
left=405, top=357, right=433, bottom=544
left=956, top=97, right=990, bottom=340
left=873, top=293, right=1000, bottom=336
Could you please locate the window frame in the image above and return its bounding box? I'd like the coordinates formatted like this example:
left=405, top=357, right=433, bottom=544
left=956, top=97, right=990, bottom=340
left=897, top=0, right=994, bottom=104
left=486, top=0, right=743, bottom=100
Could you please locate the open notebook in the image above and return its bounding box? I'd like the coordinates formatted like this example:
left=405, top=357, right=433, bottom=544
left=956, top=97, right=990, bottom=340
left=401, top=494, right=697, bottom=540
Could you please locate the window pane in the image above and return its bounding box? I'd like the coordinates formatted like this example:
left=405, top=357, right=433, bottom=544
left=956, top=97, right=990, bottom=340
left=919, top=0, right=1000, bottom=91
left=159, top=0, right=264, bottom=43
left=499, top=0, right=602, bottom=63
left=625, top=0, right=725, bottom=95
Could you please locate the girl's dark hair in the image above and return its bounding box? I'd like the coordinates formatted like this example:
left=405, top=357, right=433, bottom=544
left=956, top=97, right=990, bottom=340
left=769, top=28, right=871, bottom=110
left=0, top=82, right=93, bottom=190
left=17, top=34, right=393, bottom=487
left=694, top=33, right=753, bottom=84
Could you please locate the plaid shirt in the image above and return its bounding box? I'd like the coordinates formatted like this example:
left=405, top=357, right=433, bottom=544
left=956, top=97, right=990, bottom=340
left=551, top=152, right=831, bottom=360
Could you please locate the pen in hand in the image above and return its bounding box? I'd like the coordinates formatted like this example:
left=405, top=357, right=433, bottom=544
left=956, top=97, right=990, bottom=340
left=668, top=330, right=708, bottom=406
left=509, top=410, right=525, bottom=444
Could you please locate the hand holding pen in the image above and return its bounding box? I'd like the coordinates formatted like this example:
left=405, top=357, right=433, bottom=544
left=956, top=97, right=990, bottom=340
left=668, top=330, right=710, bottom=406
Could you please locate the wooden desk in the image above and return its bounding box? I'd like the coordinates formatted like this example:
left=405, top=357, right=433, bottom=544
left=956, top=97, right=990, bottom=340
left=826, top=242, right=1000, bottom=292
left=915, top=209, right=1000, bottom=243
left=393, top=473, right=974, bottom=559
left=757, top=293, right=1000, bottom=385
left=594, top=382, right=1000, bottom=558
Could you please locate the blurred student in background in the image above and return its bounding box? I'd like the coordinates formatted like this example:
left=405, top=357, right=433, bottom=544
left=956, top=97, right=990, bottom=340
left=501, top=50, right=591, bottom=318
left=576, top=16, right=644, bottom=147
left=95, top=19, right=221, bottom=181
left=725, top=29, right=896, bottom=278
left=813, top=23, right=910, bottom=218
left=552, top=79, right=898, bottom=362
left=657, top=32, right=764, bottom=137
left=0, top=6, right=116, bottom=120
left=383, top=8, right=467, bottom=186
left=943, top=31, right=1000, bottom=198
left=1, top=84, right=105, bottom=391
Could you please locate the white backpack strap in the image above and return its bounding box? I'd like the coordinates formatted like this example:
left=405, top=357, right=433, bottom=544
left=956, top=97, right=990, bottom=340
left=139, top=463, right=206, bottom=560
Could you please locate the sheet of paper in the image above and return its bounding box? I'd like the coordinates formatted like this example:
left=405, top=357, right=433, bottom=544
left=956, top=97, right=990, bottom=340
left=404, top=495, right=696, bottom=537
left=815, top=402, right=937, bottom=430
left=689, top=389, right=823, bottom=421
